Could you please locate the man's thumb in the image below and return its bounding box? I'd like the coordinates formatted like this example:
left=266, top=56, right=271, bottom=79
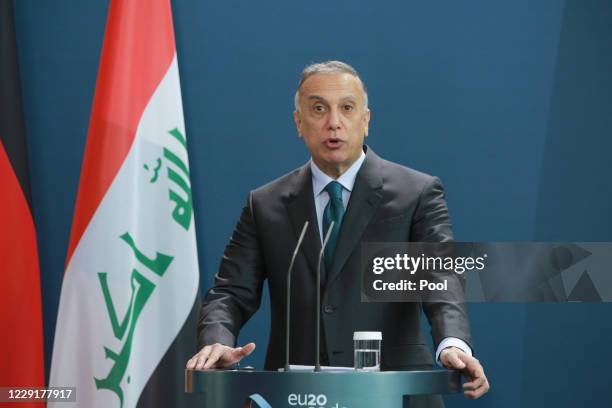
left=452, top=353, right=466, bottom=369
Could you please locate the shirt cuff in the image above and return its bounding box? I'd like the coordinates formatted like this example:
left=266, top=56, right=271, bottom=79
left=435, top=337, right=472, bottom=366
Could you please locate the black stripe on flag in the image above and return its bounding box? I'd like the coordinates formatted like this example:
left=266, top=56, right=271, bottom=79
left=137, top=296, right=205, bottom=408
left=0, top=0, right=32, bottom=207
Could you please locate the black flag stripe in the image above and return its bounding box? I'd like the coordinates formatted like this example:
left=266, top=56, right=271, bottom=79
left=136, top=296, right=205, bottom=408
left=0, top=0, right=33, bottom=207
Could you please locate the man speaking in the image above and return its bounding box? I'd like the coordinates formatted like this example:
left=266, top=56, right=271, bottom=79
left=187, top=61, right=489, bottom=402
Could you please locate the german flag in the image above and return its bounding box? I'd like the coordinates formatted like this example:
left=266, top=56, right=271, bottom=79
left=0, top=0, right=46, bottom=401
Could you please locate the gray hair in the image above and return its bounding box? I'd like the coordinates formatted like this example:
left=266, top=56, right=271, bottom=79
left=294, top=60, right=369, bottom=111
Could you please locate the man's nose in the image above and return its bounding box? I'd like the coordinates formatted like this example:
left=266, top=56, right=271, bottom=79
left=327, top=107, right=342, bottom=130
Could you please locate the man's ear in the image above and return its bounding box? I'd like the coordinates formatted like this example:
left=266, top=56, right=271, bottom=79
left=293, top=110, right=302, bottom=137
left=364, top=109, right=371, bottom=137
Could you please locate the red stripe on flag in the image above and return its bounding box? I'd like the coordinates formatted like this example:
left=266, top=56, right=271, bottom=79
left=0, top=139, right=45, bottom=403
left=66, top=0, right=176, bottom=264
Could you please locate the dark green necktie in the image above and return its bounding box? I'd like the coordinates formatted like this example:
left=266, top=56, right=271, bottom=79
left=323, top=181, right=345, bottom=269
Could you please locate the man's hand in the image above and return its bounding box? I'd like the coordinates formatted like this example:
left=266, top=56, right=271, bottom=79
left=186, top=342, right=256, bottom=370
left=439, top=346, right=490, bottom=399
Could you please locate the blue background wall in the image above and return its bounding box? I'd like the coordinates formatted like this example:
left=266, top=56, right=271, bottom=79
left=13, top=0, right=612, bottom=406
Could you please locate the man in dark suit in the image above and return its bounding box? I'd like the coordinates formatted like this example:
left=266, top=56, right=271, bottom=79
left=187, top=61, right=489, bottom=401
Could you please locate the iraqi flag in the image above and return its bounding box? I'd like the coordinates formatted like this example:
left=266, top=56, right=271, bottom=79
left=0, top=0, right=46, bottom=404
left=49, top=1, right=201, bottom=407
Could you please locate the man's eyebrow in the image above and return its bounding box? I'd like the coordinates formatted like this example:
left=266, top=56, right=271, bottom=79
left=307, top=95, right=326, bottom=103
left=306, top=95, right=358, bottom=102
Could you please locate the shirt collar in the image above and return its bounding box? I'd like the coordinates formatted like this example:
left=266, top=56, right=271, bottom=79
left=310, top=149, right=366, bottom=197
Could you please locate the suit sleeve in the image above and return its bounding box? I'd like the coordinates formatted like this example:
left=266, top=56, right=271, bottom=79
left=197, top=191, right=265, bottom=349
left=410, top=176, right=473, bottom=351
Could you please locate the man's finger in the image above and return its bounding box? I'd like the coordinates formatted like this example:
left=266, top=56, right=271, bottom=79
left=465, top=360, right=484, bottom=379
left=225, top=343, right=256, bottom=366
left=195, top=346, right=212, bottom=370
left=464, top=379, right=489, bottom=399
left=237, top=342, right=256, bottom=357
left=186, top=357, right=196, bottom=369
left=463, top=374, right=485, bottom=391
left=464, top=389, right=479, bottom=399
left=203, top=346, right=226, bottom=369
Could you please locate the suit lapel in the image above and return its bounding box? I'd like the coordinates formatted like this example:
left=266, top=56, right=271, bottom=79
left=285, top=163, right=322, bottom=276
left=327, top=148, right=383, bottom=287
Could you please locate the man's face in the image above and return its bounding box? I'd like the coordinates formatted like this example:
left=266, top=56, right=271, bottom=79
left=294, top=73, right=370, bottom=178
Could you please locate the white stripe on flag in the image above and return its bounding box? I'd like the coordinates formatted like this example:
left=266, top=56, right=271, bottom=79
left=50, top=56, right=199, bottom=408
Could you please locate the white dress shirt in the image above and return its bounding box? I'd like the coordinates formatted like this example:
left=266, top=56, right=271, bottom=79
left=311, top=151, right=366, bottom=242
left=309, top=152, right=472, bottom=365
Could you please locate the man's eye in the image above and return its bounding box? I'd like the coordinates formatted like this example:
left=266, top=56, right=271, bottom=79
left=313, top=105, right=326, bottom=112
left=343, top=104, right=354, bottom=111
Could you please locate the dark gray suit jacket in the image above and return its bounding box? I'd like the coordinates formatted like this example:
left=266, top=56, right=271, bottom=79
left=199, top=146, right=471, bottom=377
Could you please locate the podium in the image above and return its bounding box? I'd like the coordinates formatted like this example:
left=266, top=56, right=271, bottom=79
left=185, top=368, right=461, bottom=407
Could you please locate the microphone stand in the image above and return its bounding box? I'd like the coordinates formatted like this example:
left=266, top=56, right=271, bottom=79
left=284, top=221, right=309, bottom=372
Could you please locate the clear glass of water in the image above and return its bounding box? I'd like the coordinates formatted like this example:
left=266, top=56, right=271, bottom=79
left=353, top=331, right=382, bottom=371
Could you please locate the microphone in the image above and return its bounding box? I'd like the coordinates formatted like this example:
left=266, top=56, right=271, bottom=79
left=284, top=221, right=310, bottom=372
left=315, top=220, right=335, bottom=372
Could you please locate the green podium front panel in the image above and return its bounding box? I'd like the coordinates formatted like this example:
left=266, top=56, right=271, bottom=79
left=186, top=369, right=461, bottom=407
